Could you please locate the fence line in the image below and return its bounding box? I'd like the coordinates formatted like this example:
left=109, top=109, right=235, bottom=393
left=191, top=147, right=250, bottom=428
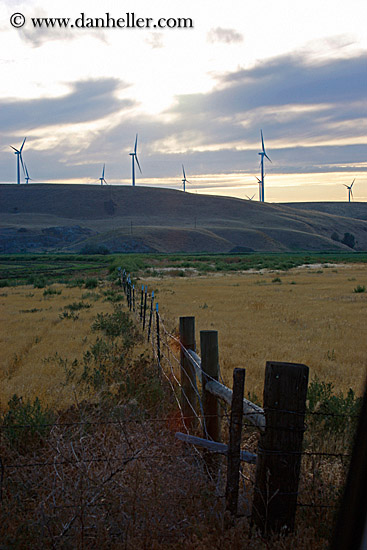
left=117, top=267, right=358, bottom=536
left=1, top=268, right=355, bottom=545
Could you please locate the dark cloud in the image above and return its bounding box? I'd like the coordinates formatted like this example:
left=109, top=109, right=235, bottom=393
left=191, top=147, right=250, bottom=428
left=0, top=78, right=135, bottom=132
left=207, top=27, right=244, bottom=44
left=0, top=52, right=366, bottom=186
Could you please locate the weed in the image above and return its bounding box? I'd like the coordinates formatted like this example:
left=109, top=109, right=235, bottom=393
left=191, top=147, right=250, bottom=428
left=306, top=377, right=362, bottom=438
left=92, top=306, right=138, bottom=348
left=43, top=287, right=62, bottom=297
left=59, top=311, right=79, bottom=321
left=67, top=277, right=85, bottom=288
left=64, top=301, right=91, bottom=312
left=272, top=277, right=282, bottom=283
left=2, top=394, right=55, bottom=451
left=19, top=308, right=42, bottom=313
left=81, top=291, right=100, bottom=301
left=103, top=289, right=125, bottom=303
left=353, top=285, right=366, bottom=293
left=85, top=278, right=98, bottom=289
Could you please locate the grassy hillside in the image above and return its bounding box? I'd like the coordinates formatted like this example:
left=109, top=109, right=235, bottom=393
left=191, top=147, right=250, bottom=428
left=1, top=184, right=367, bottom=253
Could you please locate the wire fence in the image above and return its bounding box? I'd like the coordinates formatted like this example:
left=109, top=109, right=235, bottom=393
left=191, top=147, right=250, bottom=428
left=118, top=269, right=358, bottom=525
left=0, top=268, right=360, bottom=545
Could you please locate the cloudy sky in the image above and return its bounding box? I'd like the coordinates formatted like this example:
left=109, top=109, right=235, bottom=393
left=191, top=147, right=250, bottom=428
left=1, top=0, right=366, bottom=202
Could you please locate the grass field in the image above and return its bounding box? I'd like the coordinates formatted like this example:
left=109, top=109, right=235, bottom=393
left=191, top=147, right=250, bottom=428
left=1, top=257, right=366, bottom=410
left=0, top=282, right=118, bottom=411
left=147, top=263, right=367, bottom=399
left=1, top=254, right=365, bottom=547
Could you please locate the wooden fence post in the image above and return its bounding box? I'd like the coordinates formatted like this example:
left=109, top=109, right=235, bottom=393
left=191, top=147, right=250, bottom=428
left=225, top=368, right=246, bottom=518
left=252, top=361, right=309, bottom=536
left=147, top=291, right=154, bottom=342
left=179, top=317, right=197, bottom=430
left=140, top=285, right=144, bottom=321
left=156, top=303, right=161, bottom=368
left=143, top=286, right=148, bottom=330
left=200, top=330, right=220, bottom=443
left=132, top=285, right=135, bottom=312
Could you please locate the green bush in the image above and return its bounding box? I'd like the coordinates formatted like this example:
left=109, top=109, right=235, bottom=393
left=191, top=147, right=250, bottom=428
left=85, top=278, right=98, bottom=289
left=64, top=301, right=91, bottom=312
left=306, top=377, right=362, bottom=437
left=92, top=306, right=137, bottom=348
left=43, top=287, right=62, bottom=297
left=3, top=394, right=55, bottom=451
left=353, top=285, right=366, bottom=293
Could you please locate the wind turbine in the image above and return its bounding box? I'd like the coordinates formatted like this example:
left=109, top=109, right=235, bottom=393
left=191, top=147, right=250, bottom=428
left=181, top=164, right=192, bottom=192
left=246, top=194, right=255, bottom=201
left=255, top=176, right=261, bottom=201
left=343, top=179, right=355, bottom=202
left=99, top=164, right=107, bottom=185
left=258, top=130, right=271, bottom=202
left=10, top=137, right=26, bottom=185
left=23, top=162, right=33, bottom=184
left=129, top=134, right=142, bottom=186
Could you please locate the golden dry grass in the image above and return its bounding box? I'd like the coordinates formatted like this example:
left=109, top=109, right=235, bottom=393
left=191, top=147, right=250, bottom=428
left=0, top=284, right=114, bottom=411
left=148, top=264, right=367, bottom=399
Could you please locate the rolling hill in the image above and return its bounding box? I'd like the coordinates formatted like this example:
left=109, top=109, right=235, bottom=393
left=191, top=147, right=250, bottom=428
left=0, top=184, right=366, bottom=253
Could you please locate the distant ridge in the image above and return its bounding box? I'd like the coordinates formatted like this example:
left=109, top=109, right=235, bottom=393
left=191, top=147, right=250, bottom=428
left=1, top=184, right=367, bottom=253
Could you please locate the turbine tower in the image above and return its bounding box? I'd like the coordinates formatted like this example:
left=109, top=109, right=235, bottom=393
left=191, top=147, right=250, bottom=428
left=129, top=134, right=142, bottom=186
left=181, top=164, right=192, bottom=192
left=99, top=164, right=107, bottom=185
left=10, top=137, right=26, bottom=185
left=258, top=130, right=271, bottom=202
left=344, top=179, right=355, bottom=202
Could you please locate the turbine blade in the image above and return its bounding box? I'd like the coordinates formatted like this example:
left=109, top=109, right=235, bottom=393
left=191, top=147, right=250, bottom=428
left=182, top=164, right=186, bottom=179
left=20, top=137, right=26, bottom=152
left=102, top=164, right=105, bottom=178
left=10, top=146, right=19, bottom=152
left=24, top=163, right=30, bottom=178
left=351, top=178, right=355, bottom=187
left=19, top=153, right=25, bottom=174
left=264, top=153, right=272, bottom=163
left=134, top=134, right=138, bottom=154
left=135, top=155, right=142, bottom=174
left=261, top=129, right=265, bottom=153
left=343, top=184, right=349, bottom=188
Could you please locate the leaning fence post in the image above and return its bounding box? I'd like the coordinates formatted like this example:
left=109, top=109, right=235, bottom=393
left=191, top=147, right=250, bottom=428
left=200, top=330, right=220, bottom=444
left=132, top=285, right=135, bottom=312
left=129, top=280, right=132, bottom=311
left=252, top=361, right=309, bottom=536
left=179, top=317, right=197, bottom=430
left=225, top=368, right=246, bottom=519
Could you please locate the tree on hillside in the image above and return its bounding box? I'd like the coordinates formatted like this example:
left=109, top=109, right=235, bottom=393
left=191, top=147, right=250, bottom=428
left=341, top=232, right=355, bottom=249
